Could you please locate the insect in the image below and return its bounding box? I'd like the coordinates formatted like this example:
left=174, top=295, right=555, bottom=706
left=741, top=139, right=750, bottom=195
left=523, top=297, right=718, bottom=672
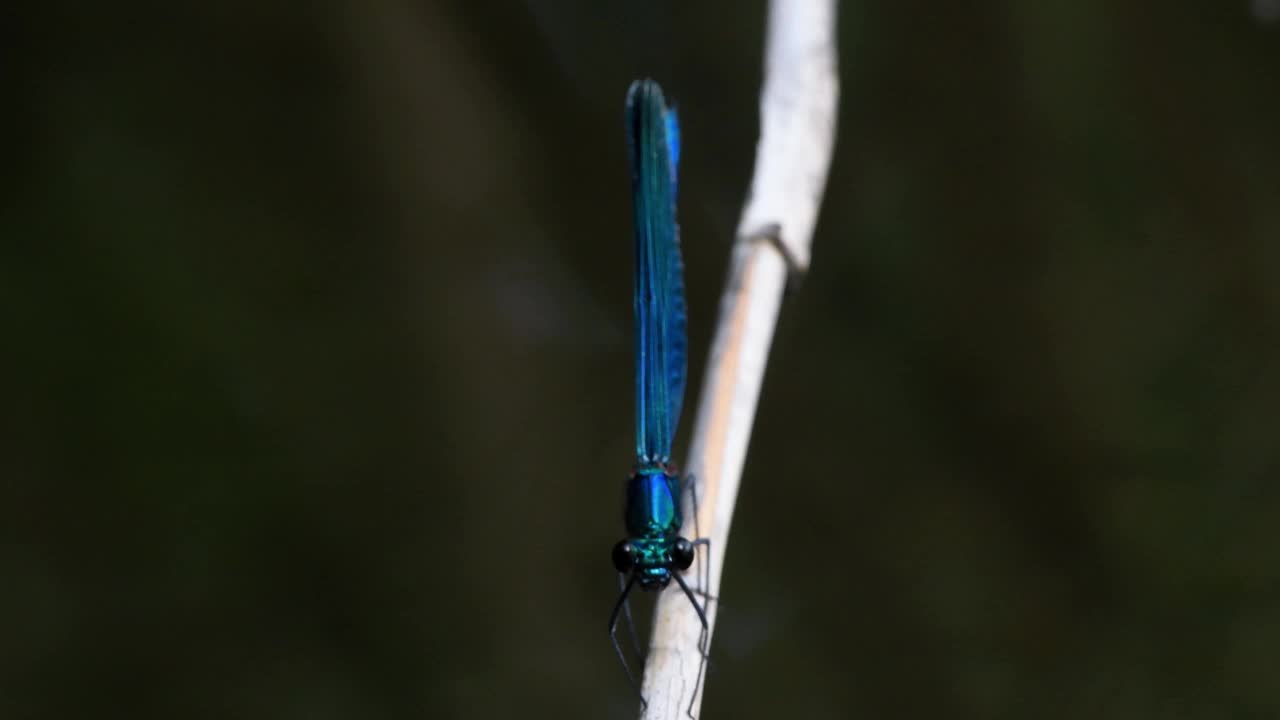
left=608, top=78, right=709, bottom=701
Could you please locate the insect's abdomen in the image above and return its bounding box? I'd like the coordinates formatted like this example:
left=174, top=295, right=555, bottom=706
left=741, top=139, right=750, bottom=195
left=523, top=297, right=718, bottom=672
left=624, top=469, right=682, bottom=538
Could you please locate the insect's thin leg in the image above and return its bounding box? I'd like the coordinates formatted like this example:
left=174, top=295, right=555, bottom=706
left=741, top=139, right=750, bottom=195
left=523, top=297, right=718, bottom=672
left=688, top=538, right=716, bottom=601
left=618, top=572, right=643, bottom=659
left=672, top=571, right=710, bottom=720
left=672, top=570, right=710, bottom=649
left=684, top=474, right=714, bottom=719
left=609, top=574, right=646, bottom=710
left=687, top=474, right=715, bottom=603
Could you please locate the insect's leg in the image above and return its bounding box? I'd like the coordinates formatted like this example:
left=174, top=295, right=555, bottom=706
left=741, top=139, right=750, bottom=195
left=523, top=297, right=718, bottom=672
left=609, top=574, right=646, bottom=709
left=687, top=474, right=716, bottom=603
left=672, top=571, right=710, bottom=720
left=618, top=572, right=643, bottom=659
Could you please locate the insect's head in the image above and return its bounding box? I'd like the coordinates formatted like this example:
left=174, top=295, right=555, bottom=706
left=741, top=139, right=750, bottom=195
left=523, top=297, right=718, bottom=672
left=612, top=537, right=695, bottom=590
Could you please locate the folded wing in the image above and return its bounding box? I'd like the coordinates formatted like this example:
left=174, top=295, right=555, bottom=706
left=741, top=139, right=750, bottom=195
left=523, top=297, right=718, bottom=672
left=626, top=79, right=687, bottom=465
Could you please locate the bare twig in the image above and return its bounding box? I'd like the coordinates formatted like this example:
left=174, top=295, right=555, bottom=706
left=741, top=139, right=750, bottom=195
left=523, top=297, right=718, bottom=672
left=638, top=1, right=839, bottom=717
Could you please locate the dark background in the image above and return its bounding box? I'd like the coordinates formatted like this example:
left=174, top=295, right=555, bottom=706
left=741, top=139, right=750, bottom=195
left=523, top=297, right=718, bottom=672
left=5, top=2, right=1280, bottom=718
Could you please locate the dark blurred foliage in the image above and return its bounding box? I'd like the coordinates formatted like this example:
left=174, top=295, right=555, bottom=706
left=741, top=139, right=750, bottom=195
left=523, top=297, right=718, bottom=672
left=3, top=1, right=1280, bottom=718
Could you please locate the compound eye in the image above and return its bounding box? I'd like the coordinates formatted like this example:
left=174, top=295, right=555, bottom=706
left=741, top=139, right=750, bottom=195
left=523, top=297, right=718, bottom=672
left=612, top=540, right=637, bottom=573
left=672, top=538, right=695, bottom=570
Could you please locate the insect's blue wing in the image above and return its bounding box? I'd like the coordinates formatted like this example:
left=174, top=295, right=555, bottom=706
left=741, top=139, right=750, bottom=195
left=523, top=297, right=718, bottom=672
left=626, top=79, right=687, bottom=464
left=665, top=108, right=681, bottom=193
left=662, top=107, right=687, bottom=447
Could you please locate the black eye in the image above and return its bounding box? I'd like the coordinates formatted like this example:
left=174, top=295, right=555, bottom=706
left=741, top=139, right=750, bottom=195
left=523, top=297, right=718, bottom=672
left=612, top=540, right=636, bottom=572
left=672, top=538, right=695, bottom=570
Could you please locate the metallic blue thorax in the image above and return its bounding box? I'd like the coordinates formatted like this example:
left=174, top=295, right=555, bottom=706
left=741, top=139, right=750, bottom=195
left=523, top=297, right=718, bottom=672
left=624, top=466, right=684, bottom=587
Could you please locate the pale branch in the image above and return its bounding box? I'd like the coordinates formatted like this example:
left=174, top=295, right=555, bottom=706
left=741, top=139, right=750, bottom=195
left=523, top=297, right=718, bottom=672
left=638, top=1, right=840, bottom=718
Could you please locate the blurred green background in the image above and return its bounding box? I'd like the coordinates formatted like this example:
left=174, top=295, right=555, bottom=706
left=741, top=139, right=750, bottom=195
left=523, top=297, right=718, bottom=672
left=5, top=1, right=1280, bottom=718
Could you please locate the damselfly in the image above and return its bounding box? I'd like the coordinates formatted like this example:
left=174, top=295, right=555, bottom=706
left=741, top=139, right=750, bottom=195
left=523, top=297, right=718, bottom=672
left=608, top=78, right=709, bottom=706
